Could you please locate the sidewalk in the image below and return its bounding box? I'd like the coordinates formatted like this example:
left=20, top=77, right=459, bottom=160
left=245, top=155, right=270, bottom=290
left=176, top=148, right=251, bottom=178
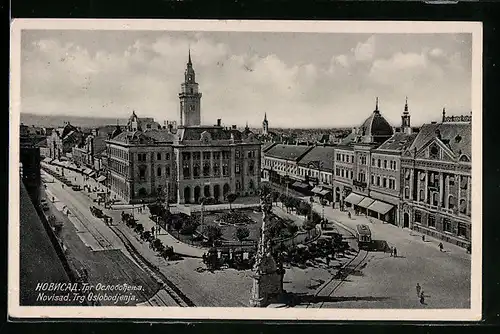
left=311, top=202, right=470, bottom=261
left=127, top=209, right=206, bottom=259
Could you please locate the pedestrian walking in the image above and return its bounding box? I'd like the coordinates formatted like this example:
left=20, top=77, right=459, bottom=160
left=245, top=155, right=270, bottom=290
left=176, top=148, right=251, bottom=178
left=439, top=242, right=444, bottom=252
left=393, top=247, right=398, bottom=258
left=348, top=212, right=351, bottom=219
left=326, top=256, right=330, bottom=267
left=422, top=235, right=425, bottom=242
left=420, top=291, right=425, bottom=304
left=416, top=283, right=421, bottom=297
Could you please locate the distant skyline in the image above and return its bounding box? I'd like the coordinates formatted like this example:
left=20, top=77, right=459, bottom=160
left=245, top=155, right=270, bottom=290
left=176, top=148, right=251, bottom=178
left=20, top=29, right=472, bottom=128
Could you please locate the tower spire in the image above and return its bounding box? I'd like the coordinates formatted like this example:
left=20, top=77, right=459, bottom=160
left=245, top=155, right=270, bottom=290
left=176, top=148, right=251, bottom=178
left=188, top=47, right=192, bottom=65
left=442, top=107, right=446, bottom=122
left=404, top=96, right=409, bottom=113
left=264, top=112, right=267, bottom=121
left=375, top=97, right=379, bottom=112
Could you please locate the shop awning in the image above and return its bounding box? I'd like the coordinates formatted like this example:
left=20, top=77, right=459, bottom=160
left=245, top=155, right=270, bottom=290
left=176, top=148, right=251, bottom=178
left=96, top=175, right=107, bottom=182
left=68, top=163, right=78, bottom=170
left=358, top=197, right=375, bottom=209
left=344, top=192, right=364, bottom=205
left=311, top=186, right=323, bottom=194
left=368, top=200, right=394, bottom=215
left=83, top=168, right=93, bottom=175
left=319, top=190, right=331, bottom=196
left=88, top=171, right=96, bottom=177
left=292, top=181, right=310, bottom=190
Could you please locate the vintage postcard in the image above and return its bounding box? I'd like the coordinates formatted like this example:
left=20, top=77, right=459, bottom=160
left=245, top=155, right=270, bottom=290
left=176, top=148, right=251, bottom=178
left=9, top=19, right=482, bottom=320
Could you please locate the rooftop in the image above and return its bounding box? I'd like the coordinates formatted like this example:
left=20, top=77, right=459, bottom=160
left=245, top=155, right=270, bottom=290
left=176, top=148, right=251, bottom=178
left=265, top=144, right=314, bottom=162
left=298, top=146, right=336, bottom=171
left=406, top=122, right=472, bottom=160
left=377, top=132, right=418, bottom=152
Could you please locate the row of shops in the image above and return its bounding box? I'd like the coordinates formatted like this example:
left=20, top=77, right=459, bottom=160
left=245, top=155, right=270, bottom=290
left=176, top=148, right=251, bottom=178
left=42, top=157, right=107, bottom=184
left=343, top=192, right=396, bottom=223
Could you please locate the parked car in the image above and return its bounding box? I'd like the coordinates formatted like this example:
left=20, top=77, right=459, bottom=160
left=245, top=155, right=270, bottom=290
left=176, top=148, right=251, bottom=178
left=40, top=199, right=49, bottom=211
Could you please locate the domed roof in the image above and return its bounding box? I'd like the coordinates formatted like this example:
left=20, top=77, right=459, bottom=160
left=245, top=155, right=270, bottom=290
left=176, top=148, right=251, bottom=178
left=358, top=99, right=393, bottom=141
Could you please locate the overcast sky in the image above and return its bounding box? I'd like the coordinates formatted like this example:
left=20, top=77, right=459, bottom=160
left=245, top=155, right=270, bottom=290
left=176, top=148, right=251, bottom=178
left=20, top=30, right=472, bottom=128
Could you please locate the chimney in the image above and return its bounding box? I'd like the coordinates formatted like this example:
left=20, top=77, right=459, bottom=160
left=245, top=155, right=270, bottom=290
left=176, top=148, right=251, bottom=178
left=217, top=119, right=221, bottom=126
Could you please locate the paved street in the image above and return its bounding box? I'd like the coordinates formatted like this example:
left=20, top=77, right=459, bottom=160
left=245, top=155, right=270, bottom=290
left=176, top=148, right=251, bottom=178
left=309, top=202, right=471, bottom=309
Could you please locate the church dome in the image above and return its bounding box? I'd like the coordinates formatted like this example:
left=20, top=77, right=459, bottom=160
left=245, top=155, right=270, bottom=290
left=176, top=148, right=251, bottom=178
left=357, top=98, right=393, bottom=142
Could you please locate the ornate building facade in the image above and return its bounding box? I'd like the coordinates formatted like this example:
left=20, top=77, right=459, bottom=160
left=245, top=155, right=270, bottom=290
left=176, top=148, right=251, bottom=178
left=105, top=53, right=261, bottom=204
left=400, top=111, right=472, bottom=248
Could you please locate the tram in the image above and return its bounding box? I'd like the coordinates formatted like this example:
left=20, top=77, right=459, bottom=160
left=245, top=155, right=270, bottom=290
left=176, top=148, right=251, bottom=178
left=356, top=224, right=372, bottom=250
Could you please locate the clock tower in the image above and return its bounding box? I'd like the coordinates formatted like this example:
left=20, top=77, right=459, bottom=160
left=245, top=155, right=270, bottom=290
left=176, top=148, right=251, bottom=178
left=179, top=50, right=202, bottom=127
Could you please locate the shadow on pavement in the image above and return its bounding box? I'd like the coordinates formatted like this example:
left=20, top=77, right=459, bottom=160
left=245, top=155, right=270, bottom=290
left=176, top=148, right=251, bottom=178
left=368, top=239, right=391, bottom=252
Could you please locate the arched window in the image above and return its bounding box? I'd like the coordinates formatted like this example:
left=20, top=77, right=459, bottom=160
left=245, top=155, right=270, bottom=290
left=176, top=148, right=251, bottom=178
left=419, top=189, right=424, bottom=201
left=249, top=180, right=254, bottom=190
left=432, top=192, right=439, bottom=206
left=460, top=199, right=467, bottom=214
left=448, top=195, right=456, bottom=209
left=404, top=187, right=410, bottom=199
left=157, top=166, right=162, bottom=177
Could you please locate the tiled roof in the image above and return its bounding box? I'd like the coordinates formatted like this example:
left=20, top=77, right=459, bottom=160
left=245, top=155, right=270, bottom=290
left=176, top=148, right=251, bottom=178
left=406, top=122, right=471, bottom=159
left=377, top=132, right=418, bottom=151
left=262, top=142, right=277, bottom=152
left=179, top=126, right=232, bottom=141
left=298, top=146, right=336, bottom=171
left=265, top=144, right=313, bottom=162
left=143, top=129, right=176, bottom=143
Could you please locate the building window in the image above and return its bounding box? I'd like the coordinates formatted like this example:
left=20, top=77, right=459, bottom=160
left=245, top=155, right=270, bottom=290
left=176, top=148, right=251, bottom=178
left=249, top=161, right=255, bottom=174
left=414, top=211, right=421, bottom=223
left=371, top=175, right=375, bottom=184
left=165, top=153, right=170, bottom=160
left=203, top=162, right=210, bottom=177
left=459, top=199, right=467, bottom=214
left=443, top=219, right=452, bottom=233
left=235, top=164, right=240, bottom=174
left=193, top=164, right=200, bottom=178
left=432, top=192, right=439, bottom=206
left=428, top=215, right=436, bottom=228
left=377, top=159, right=381, bottom=168
left=404, top=187, right=409, bottom=199
left=182, top=152, right=191, bottom=161
left=236, top=180, right=241, bottom=191
left=157, top=153, right=161, bottom=160
left=214, top=163, right=220, bottom=176
left=377, top=176, right=381, bottom=186
left=139, top=166, right=146, bottom=180
left=203, top=152, right=211, bottom=160
left=166, top=166, right=170, bottom=177
left=222, top=163, right=229, bottom=176
left=249, top=180, right=254, bottom=190
left=448, top=195, right=456, bottom=210
left=222, top=151, right=231, bottom=160
left=449, top=176, right=455, bottom=186
left=193, top=152, right=200, bottom=160
left=384, top=160, right=387, bottom=169
left=157, top=167, right=162, bottom=177
left=460, top=176, right=468, bottom=189
left=458, top=223, right=467, bottom=238
left=383, top=177, right=387, bottom=188
left=214, top=152, right=221, bottom=160
left=419, top=189, right=424, bottom=201
left=372, top=158, right=375, bottom=166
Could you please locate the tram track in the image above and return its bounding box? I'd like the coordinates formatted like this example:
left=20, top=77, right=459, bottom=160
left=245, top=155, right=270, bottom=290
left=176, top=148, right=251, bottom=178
left=306, top=222, right=370, bottom=309
left=112, top=226, right=196, bottom=307
left=43, top=168, right=189, bottom=307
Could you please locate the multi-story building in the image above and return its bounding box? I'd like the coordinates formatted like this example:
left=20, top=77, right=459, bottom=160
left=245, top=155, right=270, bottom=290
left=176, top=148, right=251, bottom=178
left=105, top=52, right=262, bottom=204
left=333, top=99, right=394, bottom=213
left=262, top=144, right=314, bottom=191
left=297, top=146, right=335, bottom=200
left=47, top=122, right=83, bottom=160
left=332, top=98, right=421, bottom=225
left=400, top=110, right=472, bottom=248
left=72, top=128, right=108, bottom=170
